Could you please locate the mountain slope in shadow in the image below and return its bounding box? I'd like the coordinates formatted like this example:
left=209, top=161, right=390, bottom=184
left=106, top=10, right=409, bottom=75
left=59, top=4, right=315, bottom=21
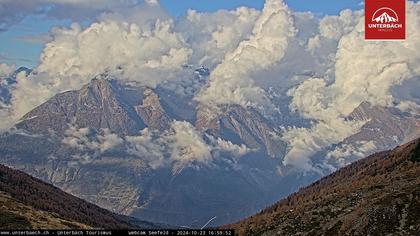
left=227, top=138, right=420, bottom=235
left=0, top=164, right=160, bottom=229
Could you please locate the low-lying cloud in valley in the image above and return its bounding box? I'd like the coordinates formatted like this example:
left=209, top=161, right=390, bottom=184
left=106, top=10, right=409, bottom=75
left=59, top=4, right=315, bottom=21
left=61, top=121, right=253, bottom=171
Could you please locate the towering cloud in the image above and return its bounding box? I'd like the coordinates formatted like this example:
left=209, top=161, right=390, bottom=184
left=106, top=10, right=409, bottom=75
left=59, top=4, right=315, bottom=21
left=196, top=0, right=295, bottom=109
left=176, top=7, right=260, bottom=69
left=38, top=20, right=191, bottom=88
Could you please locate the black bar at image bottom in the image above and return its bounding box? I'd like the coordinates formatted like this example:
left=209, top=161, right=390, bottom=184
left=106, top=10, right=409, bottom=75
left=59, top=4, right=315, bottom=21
left=0, top=230, right=235, bottom=236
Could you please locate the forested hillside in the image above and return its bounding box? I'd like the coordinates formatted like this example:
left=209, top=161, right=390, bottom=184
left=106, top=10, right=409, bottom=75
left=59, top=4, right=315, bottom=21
left=227, top=138, right=420, bottom=235
left=0, top=164, right=159, bottom=229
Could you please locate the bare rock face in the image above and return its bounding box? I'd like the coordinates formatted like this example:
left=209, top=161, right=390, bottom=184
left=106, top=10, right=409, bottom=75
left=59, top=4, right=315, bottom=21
left=196, top=104, right=285, bottom=158
left=16, top=90, right=80, bottom=135
left=17, top=77, right=146, bottom=136
left=346, top=101, right=420, bottom=149
left=196, top=105, right=221, bottom=133
left=74, top=79, right=145, bottom=135
left=135, top=88, right=171, bottom=131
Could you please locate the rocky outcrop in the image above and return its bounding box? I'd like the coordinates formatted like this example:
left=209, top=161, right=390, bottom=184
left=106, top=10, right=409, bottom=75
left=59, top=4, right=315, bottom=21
left=135, top=88, right=171, bottom=131
left=196, top=104, right=285, bottom=158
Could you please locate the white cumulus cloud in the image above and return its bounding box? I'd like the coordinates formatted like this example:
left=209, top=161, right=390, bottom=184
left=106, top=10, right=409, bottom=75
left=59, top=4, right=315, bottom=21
left=195, top=0, right=296, bottom=109
left=0, top=64, right=15, bottom=77
left=176, top=7, right=260, bottom=69
left=38, top=20, right=191, bottom=88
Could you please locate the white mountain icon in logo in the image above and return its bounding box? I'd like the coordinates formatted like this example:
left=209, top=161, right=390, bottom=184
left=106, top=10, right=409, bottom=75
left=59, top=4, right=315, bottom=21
left=372, top=8, right=399, bottom=23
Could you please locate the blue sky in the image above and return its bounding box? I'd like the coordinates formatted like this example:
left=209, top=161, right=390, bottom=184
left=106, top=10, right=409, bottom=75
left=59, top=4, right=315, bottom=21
left=160, top=0, right=362, bottom=16
left=0, top=0, right=363, bottom=68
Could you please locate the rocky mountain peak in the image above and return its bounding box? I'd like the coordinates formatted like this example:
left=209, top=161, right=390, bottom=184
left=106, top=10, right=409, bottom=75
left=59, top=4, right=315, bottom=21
left=134, top=88, right=171, bottom=131
left=15, top=77, right=189, bottom=136
left=16, top=78, right=146, bottom=136
left=79, top=78, right=117, bottom=102
left=13, top=67, right=32, bottom=77
left=196, top=104, right=284, bottom=157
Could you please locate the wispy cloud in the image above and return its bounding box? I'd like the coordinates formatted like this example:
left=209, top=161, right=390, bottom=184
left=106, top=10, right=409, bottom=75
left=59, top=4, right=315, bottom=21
left=15, top=33, right=52, bottom=44
left=0, top=53, right=33, bottom=63
left=0, top=0, right=150, bottom=30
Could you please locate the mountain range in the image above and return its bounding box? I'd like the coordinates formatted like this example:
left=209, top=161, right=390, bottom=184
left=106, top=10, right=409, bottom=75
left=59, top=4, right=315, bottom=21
left=1, top=67, right=420, bottom=227
left=0, top=73, right=293, bottom=226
